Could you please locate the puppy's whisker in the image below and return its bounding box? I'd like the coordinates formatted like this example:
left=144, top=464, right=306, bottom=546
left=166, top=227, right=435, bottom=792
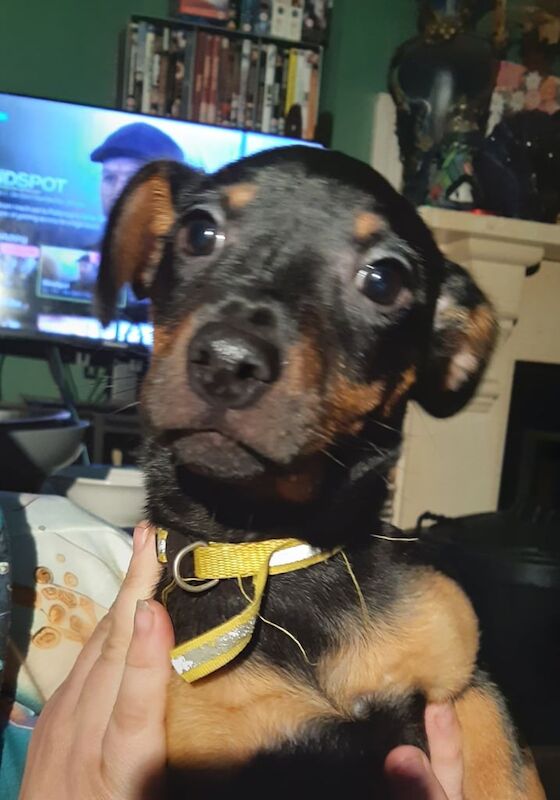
left=321, top=449, right=347, bottom=469
left=311, top=429, right=332, bottom=443
left=363, top=438, right=391, bottom=454
left=370, top=469, right=390, bottom=487
left=359, top=444, right=390, bottom=459
left=111, top=400, right=140, bottom=415
left=370, top=419, right=401, bottom=435
left=103, top=382, right=138, bottom=392
left=104, top=375, right=138, bottom=384
left=371, top=533, right=419, bottom=543
left=106, top=388, right=138, bottom=399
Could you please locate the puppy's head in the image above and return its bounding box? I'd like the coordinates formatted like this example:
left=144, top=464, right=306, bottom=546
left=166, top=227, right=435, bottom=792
left=97, top=148, right=496, bottom=531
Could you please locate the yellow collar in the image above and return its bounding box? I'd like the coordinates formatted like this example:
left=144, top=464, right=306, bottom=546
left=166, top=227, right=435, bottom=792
left=156, top=529, right=340, bottom=683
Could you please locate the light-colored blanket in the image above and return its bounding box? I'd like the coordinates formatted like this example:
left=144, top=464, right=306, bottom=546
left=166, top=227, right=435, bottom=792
left=0, top=493, right=132, bottom=800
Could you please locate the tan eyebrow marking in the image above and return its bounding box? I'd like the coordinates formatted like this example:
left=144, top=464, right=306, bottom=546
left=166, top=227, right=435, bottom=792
left=222, top=182, right=258, bottom=211
left=354, top=211, right=385, bottom=242
left=353, top=211, right=384, bottom=242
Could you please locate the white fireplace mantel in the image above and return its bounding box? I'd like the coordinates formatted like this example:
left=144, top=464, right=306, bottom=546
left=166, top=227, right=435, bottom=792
left=391, top=208, right=560, bottom=530
left=419, top=207, right=560, bottom=263
left=420, top=207, right=558, bottom=338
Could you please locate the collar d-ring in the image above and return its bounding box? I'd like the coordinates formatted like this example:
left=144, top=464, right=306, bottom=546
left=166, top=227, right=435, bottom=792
left=173, top=541, right=219, bottom=594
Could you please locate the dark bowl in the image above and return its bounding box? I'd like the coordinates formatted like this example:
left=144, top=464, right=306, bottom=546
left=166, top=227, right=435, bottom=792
left=0, top=407, right=89, bottom=492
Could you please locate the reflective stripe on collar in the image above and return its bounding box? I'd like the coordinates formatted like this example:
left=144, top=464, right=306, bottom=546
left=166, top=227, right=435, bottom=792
left=156, top=529, right=339, bottom=683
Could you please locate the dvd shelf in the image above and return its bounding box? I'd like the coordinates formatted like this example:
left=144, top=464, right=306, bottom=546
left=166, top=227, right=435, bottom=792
left=172, top=1, right=332, bottom=45
left=119, top=15, right=324, bottom=141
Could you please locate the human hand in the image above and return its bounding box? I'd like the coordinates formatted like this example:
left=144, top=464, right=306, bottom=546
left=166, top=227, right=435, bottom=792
left=385, top=703, right=464, bottom=800
left=20, top=523, right=173, bottom=800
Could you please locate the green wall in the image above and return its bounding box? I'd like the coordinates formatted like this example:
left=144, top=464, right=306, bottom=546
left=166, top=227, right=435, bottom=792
left=0, top=0, right=416, bottom=160
left=321, top=0, right=416, bottom=162
left=0, top=0, right=415, bottom=403
left=0, top=0, right=169, bottom=110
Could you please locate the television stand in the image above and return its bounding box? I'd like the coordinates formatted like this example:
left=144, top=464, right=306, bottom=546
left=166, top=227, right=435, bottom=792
left=47, top=344, right=80, bottom=424
left=42, top=345, right=143, bottom=465
left=0, top=340, right=147, bottom=468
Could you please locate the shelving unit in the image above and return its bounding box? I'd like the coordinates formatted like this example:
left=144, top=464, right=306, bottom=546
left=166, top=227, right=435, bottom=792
left=119, top=14, right=324, bottom=142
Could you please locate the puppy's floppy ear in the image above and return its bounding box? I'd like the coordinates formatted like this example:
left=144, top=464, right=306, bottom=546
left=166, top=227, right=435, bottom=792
left=412, top=260, right=498, bottom=418
left=96, top=159, right=199, bottom=325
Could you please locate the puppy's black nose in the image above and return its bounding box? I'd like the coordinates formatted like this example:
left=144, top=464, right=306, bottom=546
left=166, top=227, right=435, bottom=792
left=188, top=323, right=280, bottom=409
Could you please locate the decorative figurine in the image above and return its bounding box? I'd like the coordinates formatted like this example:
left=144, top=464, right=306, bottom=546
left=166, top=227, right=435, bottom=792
left=389, top=1, right=502, bottom=209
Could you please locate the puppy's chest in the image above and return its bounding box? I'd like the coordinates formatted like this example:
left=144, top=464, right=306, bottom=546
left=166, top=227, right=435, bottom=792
left=165, top=568, right=478, bottom=771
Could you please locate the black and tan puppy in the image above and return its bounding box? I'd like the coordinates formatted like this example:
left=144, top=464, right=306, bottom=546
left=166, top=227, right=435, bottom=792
left=97, top=146, right=544, bottom=799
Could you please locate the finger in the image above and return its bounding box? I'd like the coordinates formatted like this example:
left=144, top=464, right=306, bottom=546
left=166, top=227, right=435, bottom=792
left=113, top=524, right=161, bottom=610
left=100, top=599, right=175, bottom=799
left=74, top=526, right=161, bottom=735
left=48, top=612, right=112, bottom=711
left=385, top=746, right=449, bottom=800
left=425, top=703, right=464, bottom=800
left=104, top=524, right=161, bottom=654
left=43, top=525, right=154, bottom=715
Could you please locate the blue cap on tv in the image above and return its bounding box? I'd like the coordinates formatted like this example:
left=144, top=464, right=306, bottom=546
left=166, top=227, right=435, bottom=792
left=90, top=122, right=184, bottom=164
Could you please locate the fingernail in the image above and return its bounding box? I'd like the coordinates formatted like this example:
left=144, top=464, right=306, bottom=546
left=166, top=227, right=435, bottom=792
left=134, top=599, right=154, bottom=634
left=132, top=525, right=151, bottom=554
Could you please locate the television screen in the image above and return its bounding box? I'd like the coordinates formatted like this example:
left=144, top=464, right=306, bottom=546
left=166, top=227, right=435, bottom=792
left=0, top=93, right=321, bottom=353
left=242, top=132, right=322, bottom=157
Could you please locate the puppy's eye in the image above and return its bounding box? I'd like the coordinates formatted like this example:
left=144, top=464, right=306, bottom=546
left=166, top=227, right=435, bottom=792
left=179, top=211, right=224, bottom=256
left=355, top=258, right=407, bottom=306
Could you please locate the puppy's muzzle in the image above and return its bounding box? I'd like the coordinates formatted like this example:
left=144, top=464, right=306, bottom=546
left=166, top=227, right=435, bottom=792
left=188, top=322, right=281, bottom=409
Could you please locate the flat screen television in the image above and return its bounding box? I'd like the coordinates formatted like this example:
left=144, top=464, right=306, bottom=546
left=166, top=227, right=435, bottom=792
left=0, top=92, right=321, bottom=356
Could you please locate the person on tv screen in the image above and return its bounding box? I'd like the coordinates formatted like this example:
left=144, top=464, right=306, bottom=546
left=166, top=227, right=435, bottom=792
left=90, top=122, right=184, bottom=216
left=90, top=123, right=185, bottom=326
left=70, top=252, right=98, bottom=295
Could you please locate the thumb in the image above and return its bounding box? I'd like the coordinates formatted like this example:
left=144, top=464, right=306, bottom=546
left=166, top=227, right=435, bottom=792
left=385, top=746, right=450, bottom=800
